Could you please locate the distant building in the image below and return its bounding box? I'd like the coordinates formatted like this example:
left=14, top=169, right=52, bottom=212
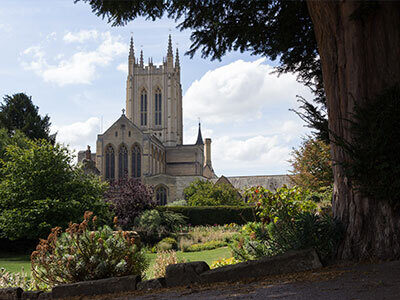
left=79, top=35, right=291, bottom=204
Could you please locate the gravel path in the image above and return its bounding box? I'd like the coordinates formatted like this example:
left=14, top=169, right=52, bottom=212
left=87, top=260, right=400, bottom=300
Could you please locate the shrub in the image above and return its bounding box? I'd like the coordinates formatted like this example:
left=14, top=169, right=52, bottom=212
left=156, top=237, right=178, bottom=251
left=105, top=177, right=155, bottom=229
left=31, top=212, right=148, bottom=287
left=0, top=139, right=111, bottom=241
left=183, top=241, right=228, bottom=252
left=210, top=257, right=240, bottom=269
left=134, top=209, right=186, bottom=244
left=166, top=199, right=187, bottom=206
left=0, top=267, right=50, bottom=291
left=184, top=179, right=243, bottom=206
left=157, top=206, right=256, bottom=226
left=245, top=185, right=317, bottom=224
left=151, top=250, right=185, bottom=279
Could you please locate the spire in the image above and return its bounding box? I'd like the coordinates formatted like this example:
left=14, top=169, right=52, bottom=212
left=175, top=47, right=180, bottom=68
left=167, top=34, right=173, bottom=57
left=140, top=49, right=144, bottom=67
left=129, top=36, right=134, bottom=59
left=195, top=122, right=204, bottom=145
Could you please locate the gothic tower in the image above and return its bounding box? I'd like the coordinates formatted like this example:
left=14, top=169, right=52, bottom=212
left=125, top=35, right=183, bottom=146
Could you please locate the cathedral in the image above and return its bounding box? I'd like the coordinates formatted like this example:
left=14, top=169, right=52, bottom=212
left=79, top=35, right=293, bottom=205
left=88, top=35, right=216, bottom=204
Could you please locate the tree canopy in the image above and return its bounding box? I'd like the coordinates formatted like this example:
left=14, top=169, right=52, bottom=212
left=76, top=0, right=328, bottom=140
left=0, top=93, right=52, bottom=141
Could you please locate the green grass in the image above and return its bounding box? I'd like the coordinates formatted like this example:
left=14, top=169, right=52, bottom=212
left=0, top=247, right=231, bottom=279
left=0, top=253, right=31, bottom=274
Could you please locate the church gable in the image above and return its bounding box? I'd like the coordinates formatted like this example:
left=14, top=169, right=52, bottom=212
left=101, top=114, right=143, bottom=141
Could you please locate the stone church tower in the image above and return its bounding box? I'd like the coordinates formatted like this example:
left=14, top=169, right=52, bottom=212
left=125, top=35, right=183, bottom=147
left=91, top=35, right=216, bottom=204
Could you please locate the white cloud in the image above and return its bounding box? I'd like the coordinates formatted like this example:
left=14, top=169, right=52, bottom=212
left=212, top=135, right=292, bottom=176
left=183, top=58, right=311, bottom=124
left=0, top=23, right=11, bottom=32
left=117, top=63, right=128, bottom=73
left=52, top=117, right=100, bottom=152
left=63, top=29, right=98, bottom=43
left=21, top=31, right=128, bottom=86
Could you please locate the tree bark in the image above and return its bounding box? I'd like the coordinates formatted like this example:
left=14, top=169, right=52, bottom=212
left=306, top=1, right=400, bottom=260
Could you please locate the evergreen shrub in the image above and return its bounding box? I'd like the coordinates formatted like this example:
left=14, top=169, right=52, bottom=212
left=156, top=206, right=256, bottom=226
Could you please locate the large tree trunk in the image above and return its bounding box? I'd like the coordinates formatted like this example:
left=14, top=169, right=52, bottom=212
left=306, top=1, right=400, bottom=260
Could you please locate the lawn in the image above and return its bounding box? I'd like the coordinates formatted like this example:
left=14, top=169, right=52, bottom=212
left=0, top=247, right=231, bottom=279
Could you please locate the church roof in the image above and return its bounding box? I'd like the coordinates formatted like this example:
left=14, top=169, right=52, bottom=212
left=211, top=175, right=293, bottom=192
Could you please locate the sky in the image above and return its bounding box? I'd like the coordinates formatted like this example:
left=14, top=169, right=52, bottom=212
left=0, top=0, right=313, bottom=176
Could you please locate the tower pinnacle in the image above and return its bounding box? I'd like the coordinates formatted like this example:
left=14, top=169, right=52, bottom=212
left=175, top=47, right=180, bottom=68
left=140, top=49, right=144, bottom=67
left=129, top=36, right=134, bottom=59
left=167, top=34, right=173, bottom=57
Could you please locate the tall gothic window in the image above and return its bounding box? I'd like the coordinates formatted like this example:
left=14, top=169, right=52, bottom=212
left=140, top=90, right=147, bottom=126
left=131, top=145, right=141, bottom=178
left=156, top=186, right=167, bottom=205
left=118, top=144, right=128, bottom=178
left=155, top=88, right=162, bottom=126
left=105, top=145, right=115, bottom=181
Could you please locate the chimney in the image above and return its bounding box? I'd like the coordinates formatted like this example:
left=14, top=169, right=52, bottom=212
left=204, top=138, right=212, bottom=167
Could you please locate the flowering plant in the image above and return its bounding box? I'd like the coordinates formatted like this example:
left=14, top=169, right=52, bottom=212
left=31, top=211, right=148, bottom=288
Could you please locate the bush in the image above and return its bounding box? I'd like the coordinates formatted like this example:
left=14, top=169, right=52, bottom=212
left=0, top=139, right=111, bottom=241
left=183, top=240, right=227, bottom=252
left=210, top=257, right=240, bottom=269
left=156, top=237, right=178, bottom=251
left=245, top=185, right=317, bottom=224
left=157, top=206, right=256, bottom=226
left=134, top=209, right=186, bottom=245
left=0, top=267, right=49, bottom=291
left=166, top=199, right=187, bottom=206
left=184, top=179, right=243, bottom=206
left=31, top=212, right=148, bottom=287
left=151, top=250, right=185, bottom=279
left=105, top=177, right=155, bottom=229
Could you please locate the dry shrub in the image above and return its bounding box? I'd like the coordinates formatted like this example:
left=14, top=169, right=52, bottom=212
left=151, top=250, right=185, bottom=278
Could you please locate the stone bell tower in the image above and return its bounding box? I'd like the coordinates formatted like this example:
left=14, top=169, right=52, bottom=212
left=125, top=35, right=183, bottom=146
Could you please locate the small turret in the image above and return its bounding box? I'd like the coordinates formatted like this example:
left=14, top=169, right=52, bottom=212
left=195, top=122, right=204, bottom=145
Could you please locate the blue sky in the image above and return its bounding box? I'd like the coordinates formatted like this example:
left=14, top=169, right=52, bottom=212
left=0, top=0, right=312, bottom=176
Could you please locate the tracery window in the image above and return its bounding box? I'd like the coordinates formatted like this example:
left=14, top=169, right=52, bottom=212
left=132, top=145, right=141, bottom=178
left=105, top=145, right=115, bottom=181
left=140, top=90, right=147, bottom=126
left=156, top=186, right=167, bottom=206
left=155, top=88, right=162, bottom=126
left=118, top=144, right=128, bottom=178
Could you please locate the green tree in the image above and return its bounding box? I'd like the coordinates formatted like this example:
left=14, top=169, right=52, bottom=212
left=184, top=179, right=242, bottom=206
left=0, top=93, right=52, bottom=141
left=289, top=137, right=333, bottom=192
left=76, top=0, right=400, bottom=260
left=0, top=139, right=111, bottom=240
left=0, top=128, right=30, bottom=163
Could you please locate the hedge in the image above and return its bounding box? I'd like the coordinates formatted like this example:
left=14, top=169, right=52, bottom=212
left=156, top=206, right=258, bottom=226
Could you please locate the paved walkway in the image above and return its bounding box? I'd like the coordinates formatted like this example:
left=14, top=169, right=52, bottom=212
left=91, top=260, right=400, bottom=300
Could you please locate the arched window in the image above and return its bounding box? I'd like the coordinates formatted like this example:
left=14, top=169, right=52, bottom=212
left=105, top=145, right=115, bottom=180
left=156, top=186, right=167, bottom=206
left=118, top=144, right=128, bottom=178
left=155, top=88, right=162, bottom=126
left=131, top=145, right=141, bottom=178
left=140, top=89, right=147, bottom=126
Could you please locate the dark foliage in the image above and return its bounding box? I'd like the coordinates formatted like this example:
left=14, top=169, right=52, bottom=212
left=0, top=93, right=52, bottom=141
left=75, top=0, right=327, bottom=139
left=334, top=85, right=400, bottom=203
left=134, top=209, right=186, bottom=245
left=104, top=177, right=155, bottom=228
left=157, top=206, right=257, bottom=226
